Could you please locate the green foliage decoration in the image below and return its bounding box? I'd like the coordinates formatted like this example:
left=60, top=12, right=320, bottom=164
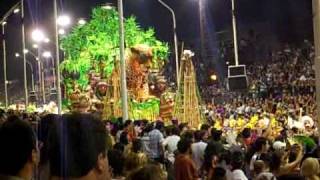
left=60, top=7, right=169, bottom=90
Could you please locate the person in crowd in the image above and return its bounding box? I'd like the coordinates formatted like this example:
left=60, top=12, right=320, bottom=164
left=211, top=167, right=227, bottom=180
left=162, top=125, right=180, bottom=164
left=231, top=151, right=248, bottom=180
left=126, top=163, right=166, bottom=180
left=48, top=113, right=111, bottom=180
left=269, top=143, right=303, bottom=177
left=300, top=157, right=320, bottom=180
left=108, top=148, right=125, bottom=180
left=0, top=115, right=39, bottom=180
left=37, top=114, right=61, bottom=180
left=148, top=121, right=165, bottom=163
left=124, top=139, right=148, bottom=175
left=249, top=137, right=269, bottom=172
left=174, top=138, right=198, bottom=180
left=192, top=130, right=208, bottom=171
left=140, top=123, right=153, bottom=157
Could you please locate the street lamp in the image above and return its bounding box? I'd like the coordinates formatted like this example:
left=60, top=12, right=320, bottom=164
left=44, top=37, right=50, bottom=43
left=31, top=29, right=45, bottom=42
left=157, top=0, right=179, bottom=90
left=15, top=54, right=35, bottom=92
left=21, top=49, right=44, bottom=104
left=13, top=8, right=20, bottom=14
left=57, top=15, right=71, bottom=27
left=42, top=51, right=56, bottom=89
left=0, top=1, right=23, bottom=109
left=102, top=3, right=113, bottom=10
left=42, top=51, right=52, bottom=58
left=78, top=19, right=86, bottom=25
left=58, top=28, right=65, bottom=35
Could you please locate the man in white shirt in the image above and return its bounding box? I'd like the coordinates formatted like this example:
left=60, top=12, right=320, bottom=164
left=162, top=126, right=180, bottom=164
left=191, top=130, right=207, bottom=171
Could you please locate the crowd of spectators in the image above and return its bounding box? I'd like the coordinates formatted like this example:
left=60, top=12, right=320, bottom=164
left=0, top=40, right=318, bottom=180
left=0, top=109, right=319, bottom=180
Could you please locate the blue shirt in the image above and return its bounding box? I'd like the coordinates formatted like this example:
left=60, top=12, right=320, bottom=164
left=148, top=129, right=164, bottom=159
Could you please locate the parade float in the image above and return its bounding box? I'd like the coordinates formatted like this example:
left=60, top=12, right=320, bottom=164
left=60, top=7, right=173, bottom=121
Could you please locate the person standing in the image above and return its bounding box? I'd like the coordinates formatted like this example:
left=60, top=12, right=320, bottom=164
left=0, top=116, right=39, bottom=180
left=174, top=138, right=199, bottom=180
left=192, top=130, right=208, bottom=171
left=148, top=121, right=165, bottom=163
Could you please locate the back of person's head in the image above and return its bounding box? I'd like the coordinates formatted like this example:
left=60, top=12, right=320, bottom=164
left=194, top=130, right=206, bottom=142
left=211, top=167, right=227, bottom=180
left=204, top=141, right=224, bottom=171
left=0, top=115, right=37, bottom=176
left=124, top=120, right=132, bottom=128
left=114, top=142, right=125, bottom=153
left=108, top=149, right=124, bottom=177
left=254, top=137, right=267, bottom=152
left=120, top=131, right=129, bottom=145
left=155, top=121, right=164, bottom=131
left=269, top=152, right=281, bottom=172
left=211, top=128, right=222, bottom=141
left=231, top=151, right=244, bottom=170
left=49, top=113, right=109, bottom=179
left=132, top=139, right=143, bottom=153
left=127, top=164, right=166, bottom=180
left=242, top=128, right=251, bottom=139
left=301, top=157, right=320, bottom=178
left=37, top=114, right=60, bottom=165
left=171, top=126, right=180, bottom=136
left=200, top=124, right=210, bottom=131
left=254, top=160, right=265, bottom=176
left=177, top=138, right=193, bottom=154
left=181, top=130, right=194, bottom=141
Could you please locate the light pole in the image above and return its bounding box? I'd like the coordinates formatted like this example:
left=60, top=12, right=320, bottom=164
left=16, top=53, right=35, bottom=92
left=53, top=0, right=64, bottom=114
left=21, top=0, right=28, bottom=106
left=117, top=0, right=129, bottom=121
left=231, top=0, right=239, bottom=66
left=31, top=29, right=46, bottom=104
left=42, top=51, right=56, bottom=89
left=0, top=2, right=21, bottom=109
left=158, top=0, right=179, bottom=89
left=2, top=23, right=8, bottom=109
left=23, top=48, right=44, bottom=103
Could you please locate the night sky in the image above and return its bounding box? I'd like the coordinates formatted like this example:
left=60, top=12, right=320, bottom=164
left=0, top=0, right=314, bottom=100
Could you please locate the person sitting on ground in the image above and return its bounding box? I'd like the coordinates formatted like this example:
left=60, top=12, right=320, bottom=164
left=48, top=113, right=111, bottom=180
left=0, top=115, right=39, bottom=180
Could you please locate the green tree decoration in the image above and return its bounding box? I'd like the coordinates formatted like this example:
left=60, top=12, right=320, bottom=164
left=60, top=7, right=169, bottom=90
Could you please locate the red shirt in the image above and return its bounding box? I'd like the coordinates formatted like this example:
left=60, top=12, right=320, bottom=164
left=174, top=154, right=198, bottom=180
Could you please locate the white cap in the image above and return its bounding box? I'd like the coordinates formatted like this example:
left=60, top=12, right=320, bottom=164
left=273, top=141, right=286, bottom=151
